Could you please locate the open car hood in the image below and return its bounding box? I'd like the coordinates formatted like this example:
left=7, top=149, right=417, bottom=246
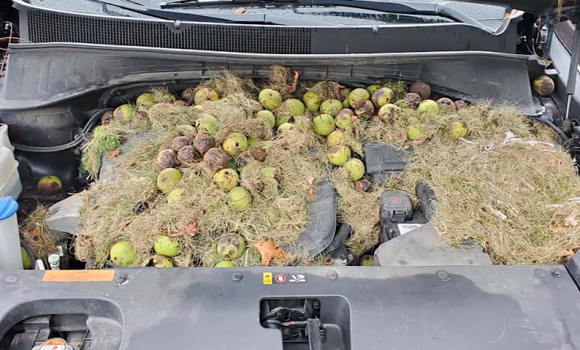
left=464, top=0, right=579, bottom=16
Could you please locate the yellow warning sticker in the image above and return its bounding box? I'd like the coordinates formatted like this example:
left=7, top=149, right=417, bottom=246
left=263, top=272, right=272, bottom=285
left=42, top=270, right=115, bottom=282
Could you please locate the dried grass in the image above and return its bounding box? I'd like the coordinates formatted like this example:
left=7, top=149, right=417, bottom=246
left=329, top=103, right=580, bottom=264
left=308, top=81, right=342, bottom=101
left=267, top=65, right=293, bottom=93
left=557, top=0, right=564, bottom=19
left=76, top=130, right=325, bottom=267
left=332, top=168, right=383, bottom=256
left=392, top=107, right=580, bottom=264
left=77, top=69, right=580, bottom=267
left=197, top=70, right=256, bottom=97
left=76, top=72, right=327, bottom=267
left=201, top=95, right=267, bottom=142
left=19, top=205, right=56, bottom=259
left=149, top=86, right=174, bottom=102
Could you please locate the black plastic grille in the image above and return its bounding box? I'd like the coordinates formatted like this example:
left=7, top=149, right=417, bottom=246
left=27, top=8, right=312, bottom=54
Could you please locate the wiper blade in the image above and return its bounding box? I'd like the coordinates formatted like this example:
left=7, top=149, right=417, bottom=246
left=90, top=0, right=218, bottom=21
left=91, top=0, right=231, bottom=21
left=161, top=0, right=491, bottom=31
left=91, top=0, right=332, bottom=24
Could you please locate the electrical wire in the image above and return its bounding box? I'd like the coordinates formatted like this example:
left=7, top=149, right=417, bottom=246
left=530, top=116, right=571, bottom=143
left=12, top=109, right=113, bottom=153
left=0, top=21, right=24, bottom=76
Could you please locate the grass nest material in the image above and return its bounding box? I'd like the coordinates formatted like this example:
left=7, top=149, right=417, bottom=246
left=76, top=68, right=580, bottom=267
left=394, top=107, right=580, bottom=265
left=197, top=70, right=257, bottom=98
left=76, top=130, right=325, bottom=267
left=331, top=104, right=580, bottom=264
left=20, top=205, right=56, bottom=259
left=75, top=73, right=326, bottom=268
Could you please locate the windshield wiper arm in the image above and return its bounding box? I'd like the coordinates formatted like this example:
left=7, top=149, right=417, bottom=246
left=161, top=0, right=490, bottom=31
left=91, top=0, right=326, bottom=24
left=90, top=0, right=231, bottom=21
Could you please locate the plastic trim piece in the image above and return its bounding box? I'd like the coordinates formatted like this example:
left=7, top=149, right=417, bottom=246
left=0, top=43, right=537, bottom=115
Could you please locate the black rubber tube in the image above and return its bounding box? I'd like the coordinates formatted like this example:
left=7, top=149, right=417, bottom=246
left=531, top=116, right=571, bottom=144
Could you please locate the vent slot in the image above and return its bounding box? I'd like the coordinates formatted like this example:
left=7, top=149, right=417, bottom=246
left=27, top=8, right=312, bottom=54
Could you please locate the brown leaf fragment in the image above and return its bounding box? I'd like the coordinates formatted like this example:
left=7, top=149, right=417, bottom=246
left=183, top=221, right=198, bottom=237
left=254, top=239, right=285, bottom=266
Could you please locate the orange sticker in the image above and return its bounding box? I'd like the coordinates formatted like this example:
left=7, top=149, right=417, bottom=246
left=42, top=270, right=115, bottom=282
left=39, top=337, right=67, bottom=350
left=42, top=338, right=66, bottom=345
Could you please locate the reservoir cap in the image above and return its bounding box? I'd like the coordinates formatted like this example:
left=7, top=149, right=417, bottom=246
left=0, top=196, right=18, bottom=221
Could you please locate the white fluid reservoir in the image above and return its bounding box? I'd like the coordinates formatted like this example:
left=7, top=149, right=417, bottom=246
left=0, top=196, right=22, bottom=270
left=0, top=124, right=22, bottom=199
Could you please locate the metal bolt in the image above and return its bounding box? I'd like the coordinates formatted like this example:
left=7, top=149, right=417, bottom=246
left=115, top=274, right=127, bottom=284
left=5, top=275, right=18, bottom=283
left=551, top=269, right=562, bottom=278
left=327, top=270, right=338, bottom=281
left=232, top=272, right=243, bottom=282
left=437, top=270, right=450, bottom=282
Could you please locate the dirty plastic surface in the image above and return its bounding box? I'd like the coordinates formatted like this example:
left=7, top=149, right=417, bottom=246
left=1, top=265, right=580, bottom=349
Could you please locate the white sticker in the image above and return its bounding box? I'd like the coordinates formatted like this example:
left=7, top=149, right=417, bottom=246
left=289, top=273, right=307, bottom=283
left=398, top=223, right=424, bottom=235
left=39, top=346, right=66, bottom=350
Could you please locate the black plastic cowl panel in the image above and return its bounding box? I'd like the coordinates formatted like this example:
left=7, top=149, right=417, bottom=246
left=0, top=43, right=539, bottom=115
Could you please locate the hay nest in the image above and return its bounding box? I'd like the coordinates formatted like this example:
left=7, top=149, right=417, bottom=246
left=20, top=205, right=56, bottom=259
left=331, top=168, right=383, bottom=256
left=331, top=104, right=580, bottom=264
left=197, top=70, right=256, bottom=98
left=395, top=107, right=580, bottom=264
left=75, top=73, right=326, bottom=268
left=75, top=69, right=580, bottom=267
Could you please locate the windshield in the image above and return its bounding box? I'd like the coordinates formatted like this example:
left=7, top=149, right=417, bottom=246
left=27, top=0, right=509, bottom=29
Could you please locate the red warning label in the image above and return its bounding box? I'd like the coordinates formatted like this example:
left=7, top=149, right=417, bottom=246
left=274, top=273, right=287, bottom=283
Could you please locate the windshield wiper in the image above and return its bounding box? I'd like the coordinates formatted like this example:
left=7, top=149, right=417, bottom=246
left=160, top=0, right=491, bottom=31
left=89, top=0, right=334, bottom=24
left=91, top=0, right=227, bottom=21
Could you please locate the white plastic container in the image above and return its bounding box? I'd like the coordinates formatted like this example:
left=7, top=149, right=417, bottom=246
left=0, top=124, right=22, bottom=199
left=0, top=196, right=23, bottom=270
